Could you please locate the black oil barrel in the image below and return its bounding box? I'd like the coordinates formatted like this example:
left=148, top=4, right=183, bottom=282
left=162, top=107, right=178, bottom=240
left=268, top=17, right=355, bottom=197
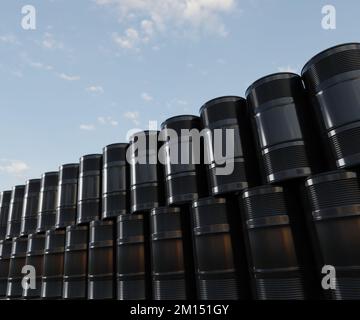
left=150, top=207, right=187, bottom=300
left=102, top=143, right=129, bottom=219
left=129, top=131, right=163, bottom=213
left=77, top=154, right=102, bottom=224
left=41, top=229, right=65, bottom=299
left=88, top=220, right=115, bottom=300
left=20, top=179, right=41, bottom=237
left=6, top=237, right=28, bottom=299
left=305, top=170, right=360, bottom=299
left=200, top=96, right=259, bottom=195
left=191, top=197, right=240, bottom=300
left=116, top=214, right=147, bottom=300
left=0, top=191, right=12, bottom=240
left=22, top=233, right=45, bottom=299
left=242, top=186, right=306, bottom=299
left=161, top=115, right=207, bottom=205
left=0, top=240, right=12, bottom=297
left=302, top=43, right=360, bottom=169
left=246, top=73, right=313, bottom=184
left=63, top=225, right=88, bottom=300
left=6, top=186, right=25, bottom=240
left=56, top=164, right=79, bottom=229
left=36, top=172, right=59, bottom=233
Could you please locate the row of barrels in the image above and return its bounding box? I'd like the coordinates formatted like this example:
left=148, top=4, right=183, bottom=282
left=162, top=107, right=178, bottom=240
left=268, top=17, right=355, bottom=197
left=0, top=42, right=360, bottom=299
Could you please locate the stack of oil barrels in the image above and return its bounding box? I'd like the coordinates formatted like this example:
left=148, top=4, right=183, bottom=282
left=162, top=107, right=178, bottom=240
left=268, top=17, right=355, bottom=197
left=1, top=42, right=360, bottom=300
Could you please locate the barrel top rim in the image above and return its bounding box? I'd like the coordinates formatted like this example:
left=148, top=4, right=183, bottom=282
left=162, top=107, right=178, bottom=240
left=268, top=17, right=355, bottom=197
left=301, top=42, right=360, bottom=75
left=117, top=214, right=143, bottom=222
left=151, top=206, right=181, bottom=215
left=242, top=185, right=283, bottom=198
left=80, top=154, right=102, bottom=161
left=90, top=219, right=114, bottom=227
left=12, top=185, right=25, bottom=190
left=129, top=130, right=160, bottom=142
left=66, top=225, right=88, bottom=231
left=161, top=115, right=200, bottom=129
left=103, top=142, right=129, bottom=151
left=199, top=96, right=245, bottom=114
left=305, top=169, right=356, bottom=186
left=59, top=163, right=79, bottom=169
left=192, top=196, right=226, bottom=208
left=245, top=72, right=300, bottom=97
left=26, top=178, right=41, bottom=184
left=41, top=171, right=59, bottom=177
left=0, top=190, right=12, bottom=195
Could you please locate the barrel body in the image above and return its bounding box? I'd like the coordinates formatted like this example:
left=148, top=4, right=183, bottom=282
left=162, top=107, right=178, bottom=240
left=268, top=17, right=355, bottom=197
left=20, top=179, right=41, bottom=236
left=88, top=220, right=115, bottom=300
left=151, top=207, right=187, bottom=300
left=6, top=237, right=28, bottom=299
left=63, top=225, right=88, bottom=299
left=6, top=186, right=25, bottom=240
left=161, top=116, right=207, bottom=205
left=116, top=214, right=147, bottom=300
left=102, top=144, right=129, bottom=219
left=0, top=191, right=11, bottom=240
left=41, top=229, right=65, bottom=299
left=200, top=96, right=259, bottom=195
left=37, top=172, right=59, bottom=233
left=242, top=186, right=306, bottom=299
left=78, top=155, right=102, bottom=224
left=305, top=170, right=360, bottom=299
left=192, top=198, right=240, bottom=300
left=0, top=240, right=12, bottom=297
left=56, top=164, right=79, bottom=229
left=302, top=43, right=360, bottom=169
left=23, top=234, right=45, bottom=299
left=246, top=73, right=313, bottom=183
left=129, top=131, right=163, bottom=213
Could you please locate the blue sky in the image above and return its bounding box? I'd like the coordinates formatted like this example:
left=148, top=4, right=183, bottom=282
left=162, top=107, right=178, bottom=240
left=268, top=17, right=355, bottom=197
left=0, top=0, right=359, bottom=190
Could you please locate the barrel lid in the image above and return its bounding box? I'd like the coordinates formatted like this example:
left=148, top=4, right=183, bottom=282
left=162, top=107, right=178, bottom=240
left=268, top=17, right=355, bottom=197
left=0, top=190, right=12, bottom=202
left=305, top=170, right=356, bottom=187
left=59, top=163, right=79, bottom=170
left=12, top=185, right=25, bottom=191
left=245, top=72, right=300, bottom=98
left=242, top=185, right=283, bottom=199
left=103, top=143, right=129, bottom=151
left=192, top=196, right=226, bottom=208
left=129, top=130, right=160, bottom=144
left=301, top=42, right=360, bottom=76
left=26, top=179, right=41, bottom=185
left=161, top=115, right=200, bottom=129
left=199, top=96, right=245, bottom=114
left=80, top=154, right=102, bottom=161
left=151, top=207, right=181, bottom=216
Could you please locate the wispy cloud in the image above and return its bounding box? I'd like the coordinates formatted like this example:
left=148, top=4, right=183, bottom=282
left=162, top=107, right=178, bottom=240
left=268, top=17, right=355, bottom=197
left=141, top=92, right=153, bottom=102
left=42, top=32, right=64, bottom=50
left=29, top=61, right=54, bottom=71
left=86, top=85, right=104, bottom=94
left=124, top=111, right=140, bottom=125
left=97, top=116, right=118, bottom=126
left=0, top=34, right=20, bottom=45
left=58, top=73, right=81, bottom=81
left=96, top=0, right=236, bottom=50
left=80, top=124, right=95, bottom=131
left=0, top=159, right=29, bottom=177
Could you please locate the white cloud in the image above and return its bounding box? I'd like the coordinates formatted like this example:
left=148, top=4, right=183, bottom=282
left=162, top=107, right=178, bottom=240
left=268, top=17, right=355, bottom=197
left=141, top=92, right=153, bottom=102
left=29, top=61, right=54, bottom=71
left=0, top=34, right=20, bottom=45
left=97, top=116, right=118, bottom=126
left=124, top=111, right=140, bottom=125
left=58, top=73, right=81, bottom=81
left=96, top=0, right=236, bottom=50
left=0, top=160, right=29, bottom=177
left=278, top=66, right=298, bottom=73
left=80, top=124, right=95, bottom=131
left=86, top=85, right=104, bottom=94
left=42, top=32, right=64, bottom=50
